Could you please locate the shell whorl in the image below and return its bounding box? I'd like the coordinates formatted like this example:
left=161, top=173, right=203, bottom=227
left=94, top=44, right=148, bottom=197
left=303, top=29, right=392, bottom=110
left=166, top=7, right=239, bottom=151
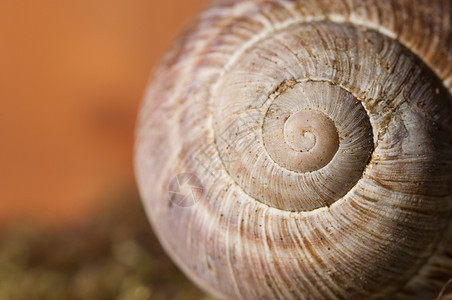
left=135, top=0, right=452, bottom=299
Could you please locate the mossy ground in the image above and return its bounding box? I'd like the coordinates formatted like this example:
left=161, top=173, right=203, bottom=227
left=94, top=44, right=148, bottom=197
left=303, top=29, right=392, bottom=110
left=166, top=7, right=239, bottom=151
left=0, top=190, right=211, bottom=300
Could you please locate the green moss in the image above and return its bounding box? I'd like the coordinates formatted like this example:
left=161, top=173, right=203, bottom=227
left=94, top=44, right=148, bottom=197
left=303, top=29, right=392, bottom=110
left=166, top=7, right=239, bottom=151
left=0, top=190, right=213, bottom=300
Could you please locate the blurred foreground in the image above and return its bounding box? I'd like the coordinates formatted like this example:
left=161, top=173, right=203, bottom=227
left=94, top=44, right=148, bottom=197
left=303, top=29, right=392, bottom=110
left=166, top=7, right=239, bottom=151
left=0, top=188, right=211, bottom=300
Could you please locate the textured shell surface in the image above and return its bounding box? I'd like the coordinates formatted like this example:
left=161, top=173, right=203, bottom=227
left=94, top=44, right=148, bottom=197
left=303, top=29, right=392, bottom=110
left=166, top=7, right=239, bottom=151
left=134, top=0, right=452, bottom=299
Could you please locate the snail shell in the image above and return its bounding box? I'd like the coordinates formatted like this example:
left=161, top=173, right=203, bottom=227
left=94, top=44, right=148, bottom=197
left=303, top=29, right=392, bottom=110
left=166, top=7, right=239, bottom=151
left=135, top=0, right=452, bottom=299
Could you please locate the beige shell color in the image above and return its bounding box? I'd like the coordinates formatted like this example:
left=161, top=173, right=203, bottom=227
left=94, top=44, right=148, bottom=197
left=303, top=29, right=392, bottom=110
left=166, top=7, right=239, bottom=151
left=134, top=0, right=452, bottom=299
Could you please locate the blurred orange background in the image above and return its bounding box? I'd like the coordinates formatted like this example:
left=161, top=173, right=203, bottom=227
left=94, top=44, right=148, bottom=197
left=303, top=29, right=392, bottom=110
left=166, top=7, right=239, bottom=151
left=0, top=0, right=209, bottom=226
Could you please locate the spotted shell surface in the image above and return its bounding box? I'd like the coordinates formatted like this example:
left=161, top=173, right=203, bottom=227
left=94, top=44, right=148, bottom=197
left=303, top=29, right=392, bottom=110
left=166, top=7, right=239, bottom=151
left=135, top=0, right=452, bottom=299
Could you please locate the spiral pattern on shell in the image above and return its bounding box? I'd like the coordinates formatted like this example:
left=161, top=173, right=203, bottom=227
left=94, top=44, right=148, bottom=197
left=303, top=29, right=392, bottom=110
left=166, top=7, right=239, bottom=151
left=135, top=0, right=452, bottom=299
